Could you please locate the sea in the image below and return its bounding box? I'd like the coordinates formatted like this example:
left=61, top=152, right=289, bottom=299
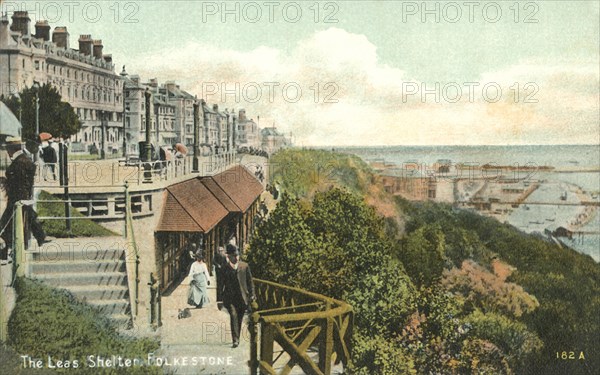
left=333, top=145, right=600, bottom=262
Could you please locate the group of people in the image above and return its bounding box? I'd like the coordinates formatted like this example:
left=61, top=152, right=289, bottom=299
left=185, top=240, right=256, bottom=348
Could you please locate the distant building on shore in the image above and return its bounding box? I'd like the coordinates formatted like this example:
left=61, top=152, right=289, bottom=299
left=380, top=168, right=437, bottom=201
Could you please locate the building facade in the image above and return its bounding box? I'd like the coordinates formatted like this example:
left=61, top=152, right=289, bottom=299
left=261, top=126, right=289, bottom=155
left=236, top=109, right=260, bottom=149
left=0, top=12, right=124, bottom=155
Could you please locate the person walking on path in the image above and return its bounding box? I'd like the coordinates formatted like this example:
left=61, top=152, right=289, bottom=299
left=40, top=139, right=58, bottom=181
left=0, top=137, right=49, bottom=264
left=222, top=243, right=256, bottom=348
left=187, top=250, right=210, bottom=308
left=213, top=246, right=227, bottom=304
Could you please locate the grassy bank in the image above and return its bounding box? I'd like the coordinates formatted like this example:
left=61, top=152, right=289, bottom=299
left=8, top=278, right=159, bottom=374
left=37, top=190, right=117, bottom=237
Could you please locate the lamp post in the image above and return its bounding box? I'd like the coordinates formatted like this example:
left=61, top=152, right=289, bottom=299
left=144, top=88, right=152, bottom=162
left=100, top=110, right=106, bottom=159
left=155, top=102, right=160, bottom=147
left=120, top=66, right=128, bottom=158
left=33, top=81, right=40, bottom=136
left=193, top=100, right=199, bottom=173
left=32, top=81, right=40, bottom=162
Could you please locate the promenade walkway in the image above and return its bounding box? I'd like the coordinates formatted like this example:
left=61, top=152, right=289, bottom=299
left=159, top=274, right=251, bottom=375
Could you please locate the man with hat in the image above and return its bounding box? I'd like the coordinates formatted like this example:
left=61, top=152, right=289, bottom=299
left=222, top=243, right=256, bottom=348
left=0, top=137, right=48, bottom=264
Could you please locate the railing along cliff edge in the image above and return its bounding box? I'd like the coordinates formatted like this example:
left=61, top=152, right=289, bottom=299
left=249, top=278, right=354, bottom=375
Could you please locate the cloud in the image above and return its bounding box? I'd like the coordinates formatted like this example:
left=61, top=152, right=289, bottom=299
left=130, top=27, right=599, bottom=146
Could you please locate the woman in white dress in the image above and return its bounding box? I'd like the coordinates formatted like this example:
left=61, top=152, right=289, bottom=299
left=187, top=251, right=210, bottom=308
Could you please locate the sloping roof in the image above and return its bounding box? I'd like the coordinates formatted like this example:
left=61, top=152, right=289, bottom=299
left=156, top=178, right=229, bottom=233
left=0, top=102, right=21, bottom=137
left=211, top=165, right=264, bottom=212
left=261, top=127, right=282, bottom=136
left=200, top=177, right=241, bottom=212
left=156, top=166, right=264, bottom=233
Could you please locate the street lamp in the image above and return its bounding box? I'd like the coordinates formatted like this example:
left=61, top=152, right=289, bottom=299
left=33, top=81, right=40, bottom=137
left=100, top=110, right=106, bottom=159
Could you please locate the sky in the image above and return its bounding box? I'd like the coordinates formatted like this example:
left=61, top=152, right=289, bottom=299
left=2, top=0, right=599, bottom=146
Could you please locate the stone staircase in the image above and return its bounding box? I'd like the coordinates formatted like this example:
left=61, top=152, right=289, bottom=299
left=26, top=237, right=132, bottom=329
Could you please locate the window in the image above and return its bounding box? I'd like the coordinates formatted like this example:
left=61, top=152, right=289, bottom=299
left=35, top=61, right=39, bottom=70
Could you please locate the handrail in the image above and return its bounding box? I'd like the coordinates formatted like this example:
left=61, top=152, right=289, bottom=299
left=124, top=183, right=140, bottom=321
left=250, top=278, right=354, bottom=375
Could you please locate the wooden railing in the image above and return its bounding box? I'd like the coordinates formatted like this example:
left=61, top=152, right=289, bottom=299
left=249, top=279, right=353, bottom=375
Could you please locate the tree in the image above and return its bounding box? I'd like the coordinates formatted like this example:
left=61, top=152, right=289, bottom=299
left=1, top=84, right=82, bottom=145
left=397, top=224, right=446, bottom=286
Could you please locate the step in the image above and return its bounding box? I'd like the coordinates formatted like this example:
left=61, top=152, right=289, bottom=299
left=27, top=237, right=130, bottom=262
left=29, top=259, right=126, bottom=274
left=55, top=285, right=129, bottom=301
left=110, top=313, right=133, bottom=330
left=29, top=247, right=125, bottom=262
left=32, top=272, right=128, bottom=287
left=88, top=299, right=130, bottom=315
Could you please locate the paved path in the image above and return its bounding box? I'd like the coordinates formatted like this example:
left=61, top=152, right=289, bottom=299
left=159, top=274, right=253, bottom=375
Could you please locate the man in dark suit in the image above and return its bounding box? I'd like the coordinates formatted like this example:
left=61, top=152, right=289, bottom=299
left=223, top=243, right=256, bottom=348
left=0, top=137, right=47, bottom=263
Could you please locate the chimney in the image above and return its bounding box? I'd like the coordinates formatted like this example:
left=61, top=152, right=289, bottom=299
left=238, top=109, right=247, bottom=122
left=130, top=75, right=140, bottom=85
left=213, top=104, right=219, bottom=112
left=35, top=20, right=50, bottom=41
left=0, top=15, right=11, bottom=48
left=92, top=39, right=103, bottom=59
left=165, top=81, right=176, bottom=92
left=52, top=26, right=69, bottom=48
left=103, top=54, right=113, bottom=64
left=78, top=34, right=93, bottom=55
left=148, top=78, right=158, bottom=88
left=10, top=11, right=30, bottom=37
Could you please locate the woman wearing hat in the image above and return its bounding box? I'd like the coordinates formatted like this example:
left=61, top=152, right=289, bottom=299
left=187, top=250, right=210, bottom=308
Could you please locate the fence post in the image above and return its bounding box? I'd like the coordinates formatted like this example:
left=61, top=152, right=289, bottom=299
left=149, top=272, right=161, bottom=329
left=249, top=310, right=260, bottom=375
left=260, top=322, right=275, bottom=373
left=318, top=303, right=334, bottom=375
left=0, top=251, right=5, bottom=342
left=14, top=202, right=26, bottom=278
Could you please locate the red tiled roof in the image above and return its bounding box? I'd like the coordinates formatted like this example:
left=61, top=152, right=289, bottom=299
left=156, top=178, right=229, bottom=233
left=200, top=177, right=241, bottom=212
left=211, top=165, right=264, bottom=212
left=156, top=191, right=202, bottom=232
left=156, top=166, right=264, bottom=233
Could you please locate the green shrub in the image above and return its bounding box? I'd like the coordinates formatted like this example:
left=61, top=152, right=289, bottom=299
left=8, top=278, right=159, bottom=374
